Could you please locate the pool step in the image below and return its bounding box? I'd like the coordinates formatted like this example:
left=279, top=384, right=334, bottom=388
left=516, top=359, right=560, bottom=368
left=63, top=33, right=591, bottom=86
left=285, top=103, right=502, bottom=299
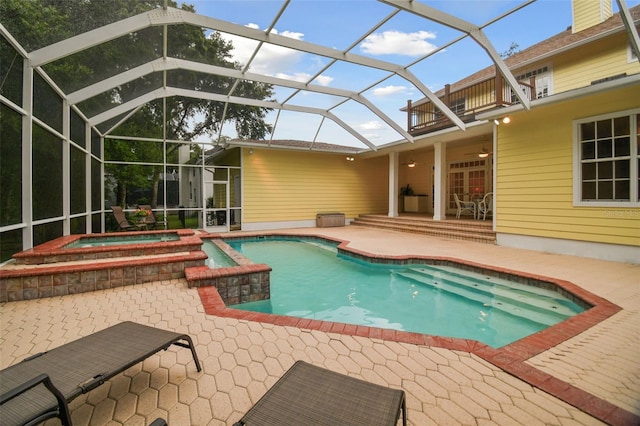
left=393, top=267, right=580, bottom=326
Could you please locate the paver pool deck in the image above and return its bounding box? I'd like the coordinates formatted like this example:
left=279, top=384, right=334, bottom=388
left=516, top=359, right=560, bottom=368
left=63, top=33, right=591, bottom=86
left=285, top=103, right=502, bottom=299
left=1, top=226, right=638, bottom=425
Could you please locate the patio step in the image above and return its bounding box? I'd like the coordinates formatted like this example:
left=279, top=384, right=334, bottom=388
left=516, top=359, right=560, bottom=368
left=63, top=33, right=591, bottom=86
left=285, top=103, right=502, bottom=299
left=350, top=214, right=496, bottom=244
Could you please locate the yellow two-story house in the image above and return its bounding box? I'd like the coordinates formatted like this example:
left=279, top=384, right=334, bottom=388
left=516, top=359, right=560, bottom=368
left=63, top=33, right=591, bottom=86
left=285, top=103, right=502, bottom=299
left=391, top=0, right=640, bottom=263
left=229, top=0, right=640, bottom=263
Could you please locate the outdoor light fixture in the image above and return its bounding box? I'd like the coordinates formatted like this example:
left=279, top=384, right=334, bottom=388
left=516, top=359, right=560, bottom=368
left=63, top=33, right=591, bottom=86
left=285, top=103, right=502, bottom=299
left=407, top=161, right=416, bottom=168
left=346, top=156, right=355, bottom=162
left=475, top=147, right=491, bottom=158
left=494, top=116, right=511, bottom=125
left=249, top=149, right=254, bottom=155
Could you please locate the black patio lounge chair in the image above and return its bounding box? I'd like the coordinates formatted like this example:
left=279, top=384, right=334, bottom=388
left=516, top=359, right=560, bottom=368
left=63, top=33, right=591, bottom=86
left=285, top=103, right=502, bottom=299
left=111, top=205, right=144, bottom=231
left=0, top=321, right=201, bottom=426
left=233, top=360, right=406, bottom=426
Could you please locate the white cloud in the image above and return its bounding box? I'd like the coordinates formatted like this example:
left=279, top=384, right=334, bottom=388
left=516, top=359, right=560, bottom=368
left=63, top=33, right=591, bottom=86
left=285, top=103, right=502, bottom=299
left=359, top=121, right=384, bottom=130
left=362, top=132, right=382, bottom=141
left=313, top=75, right=334, bottom=86
left=373, top=85, right=408, bottom=96
left=220, top=24, right=306, bottom=75
left=274, top=72, right=312, bottom=83
left=361, top=30, right=437, bottom=56
left=271, top=72, right=334, bottom=87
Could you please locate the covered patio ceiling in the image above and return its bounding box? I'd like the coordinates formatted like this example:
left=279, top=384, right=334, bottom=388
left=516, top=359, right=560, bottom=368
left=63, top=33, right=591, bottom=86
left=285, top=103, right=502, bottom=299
left=2, top=0, right=636, bottom=153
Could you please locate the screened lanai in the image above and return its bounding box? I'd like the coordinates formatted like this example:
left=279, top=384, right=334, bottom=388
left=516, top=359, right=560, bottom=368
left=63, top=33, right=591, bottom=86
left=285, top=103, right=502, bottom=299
left=1, top=0, right=638, bottom=262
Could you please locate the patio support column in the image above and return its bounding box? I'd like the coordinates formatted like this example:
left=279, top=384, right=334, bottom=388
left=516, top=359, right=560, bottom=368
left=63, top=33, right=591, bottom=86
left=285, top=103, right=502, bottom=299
left=388, top=152, right=399, bottom=217
left=62, top=100, right=70, bottom=236
left=22, top=59, right=34, bottom=249
left=433, top=142, right=447, bottom=220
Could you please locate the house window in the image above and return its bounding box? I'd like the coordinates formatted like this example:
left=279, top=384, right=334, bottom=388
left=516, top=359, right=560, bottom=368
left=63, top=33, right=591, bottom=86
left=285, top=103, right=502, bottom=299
left=514, top=65, right=551, bottom=100
left=450, top=97, right=465, bottom=115
left=574, top=109, right=639, bottom=206
left=434, top=97, right=465, bottom=121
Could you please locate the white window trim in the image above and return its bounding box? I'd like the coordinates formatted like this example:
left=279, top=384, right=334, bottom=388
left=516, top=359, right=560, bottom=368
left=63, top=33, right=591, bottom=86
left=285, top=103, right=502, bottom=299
left=628, top=41, right=638, bottom=63
left=514, top=63, right=553, bottom=99
left=573, top=108, right=640, bottom=207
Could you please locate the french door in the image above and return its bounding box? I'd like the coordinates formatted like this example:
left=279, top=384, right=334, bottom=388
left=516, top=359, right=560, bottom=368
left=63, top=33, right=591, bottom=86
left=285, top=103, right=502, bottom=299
left=448, top=160, right=488, bottom=213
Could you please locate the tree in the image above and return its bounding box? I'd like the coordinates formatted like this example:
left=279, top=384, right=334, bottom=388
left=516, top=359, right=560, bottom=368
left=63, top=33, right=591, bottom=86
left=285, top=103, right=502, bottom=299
left=500, top=42, right=520, bottom=58
left=1, top=0, right=274, bottom=208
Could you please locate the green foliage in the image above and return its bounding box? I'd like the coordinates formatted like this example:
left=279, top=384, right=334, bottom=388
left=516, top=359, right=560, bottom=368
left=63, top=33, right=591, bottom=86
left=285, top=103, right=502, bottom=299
left=500, top=42, right=520, bottom=58
left=2, top=0, right=275, bottom=207
left=3, top=0, right=274, bottom=141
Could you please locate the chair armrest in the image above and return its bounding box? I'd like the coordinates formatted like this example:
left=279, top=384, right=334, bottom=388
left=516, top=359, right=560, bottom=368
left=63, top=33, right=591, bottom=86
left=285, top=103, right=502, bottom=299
left=0, top=373, right=72, bottom=426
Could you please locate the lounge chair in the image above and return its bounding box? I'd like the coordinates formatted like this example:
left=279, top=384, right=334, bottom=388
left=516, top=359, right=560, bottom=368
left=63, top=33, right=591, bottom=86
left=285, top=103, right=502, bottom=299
left=111, top=206, right=144, bottom=231
left=0, top=321, right=201, bottom=426
left=233, top=360, right=406, bottom=426
left=137, top=205, right=158, bottom=229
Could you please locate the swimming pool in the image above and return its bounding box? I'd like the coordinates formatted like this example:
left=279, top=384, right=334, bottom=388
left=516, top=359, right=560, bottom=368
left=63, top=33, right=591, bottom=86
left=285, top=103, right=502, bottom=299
left=201, top=240, right=237, bottom=268
left=65, top=233, right=179, bottom=248
left=225, top=237, right=586, bottom=348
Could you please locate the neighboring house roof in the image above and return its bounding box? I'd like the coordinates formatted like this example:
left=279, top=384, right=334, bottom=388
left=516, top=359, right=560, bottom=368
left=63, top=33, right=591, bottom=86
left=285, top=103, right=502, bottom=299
left=229, top=139, right=361, bottom=153
left=434, top=4, right=640, bottom=96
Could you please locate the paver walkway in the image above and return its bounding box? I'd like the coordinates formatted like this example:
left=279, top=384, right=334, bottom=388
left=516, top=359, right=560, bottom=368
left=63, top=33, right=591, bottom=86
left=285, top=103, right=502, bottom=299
left=1, top=226, right=638, bottom=425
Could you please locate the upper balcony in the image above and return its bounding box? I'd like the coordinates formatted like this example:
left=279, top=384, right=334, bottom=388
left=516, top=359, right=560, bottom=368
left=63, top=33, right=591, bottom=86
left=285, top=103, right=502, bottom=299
left=407, top=72, right=536, bottom=136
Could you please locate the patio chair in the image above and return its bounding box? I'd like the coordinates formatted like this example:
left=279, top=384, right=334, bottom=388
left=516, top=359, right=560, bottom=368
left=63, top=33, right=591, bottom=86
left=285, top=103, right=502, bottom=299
left=478, top=192, right=493, bottom=220
left=233, top=360, right=406, bottom=426
left=138, top=205, right=158, bottom=229
left=454, top=193, right=476, bottom=219
left=0, top=321, right=201, bottom=426
left=111, top=206, right=141, bottom=231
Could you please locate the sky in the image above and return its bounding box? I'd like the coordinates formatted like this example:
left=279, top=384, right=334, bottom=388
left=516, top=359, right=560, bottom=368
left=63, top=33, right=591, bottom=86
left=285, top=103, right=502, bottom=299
left=177, top=0, right=639, bottom=149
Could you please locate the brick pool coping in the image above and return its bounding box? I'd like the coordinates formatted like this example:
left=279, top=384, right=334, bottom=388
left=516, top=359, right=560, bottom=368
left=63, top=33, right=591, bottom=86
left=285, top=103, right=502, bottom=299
left=197, top=232, right=636, bottom=426
left=11, top=229, right=200, bottom=265
left=0, top=229, right=208, bottom=302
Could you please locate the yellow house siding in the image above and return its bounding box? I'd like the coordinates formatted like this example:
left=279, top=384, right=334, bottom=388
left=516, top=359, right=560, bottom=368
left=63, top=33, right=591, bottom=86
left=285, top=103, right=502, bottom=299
left=510, top=34, right=639, bottom=97
left=243, top=148, right=388, bottom=223
left=496, top=85, right=640, bottom=246
left=572, top=0, right=612, bottom=33
left=552, top=34, right=640, bottom=93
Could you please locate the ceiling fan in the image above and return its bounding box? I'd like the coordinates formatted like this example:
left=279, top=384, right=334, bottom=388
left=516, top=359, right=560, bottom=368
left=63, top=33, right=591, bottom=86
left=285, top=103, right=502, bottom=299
left=401, top=160, right=419, bottom=168
left=465, top=147, right=492, bottom=158
left=401, top=151, right=419, bottom=167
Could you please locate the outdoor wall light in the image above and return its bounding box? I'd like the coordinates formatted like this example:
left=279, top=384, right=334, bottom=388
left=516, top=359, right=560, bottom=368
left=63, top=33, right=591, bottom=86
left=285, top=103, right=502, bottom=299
left=249, top=149, right=254, bottom=155
left=494, top=116, right=511, bottom=125
left=346, top=156, right=355, bottom=162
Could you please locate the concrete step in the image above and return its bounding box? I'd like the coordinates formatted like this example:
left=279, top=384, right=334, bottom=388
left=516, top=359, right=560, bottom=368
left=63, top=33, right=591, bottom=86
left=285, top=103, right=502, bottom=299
left=350, top=214, right=496, bottom=244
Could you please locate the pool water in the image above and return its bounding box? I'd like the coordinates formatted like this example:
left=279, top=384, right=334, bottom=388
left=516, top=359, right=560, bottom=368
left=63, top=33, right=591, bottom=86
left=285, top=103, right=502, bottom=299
left=65, top=234, right=179, bottom=248
left=202, top=240, right=237, bottom=268
left=226, top=238, right=586, bottom=348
